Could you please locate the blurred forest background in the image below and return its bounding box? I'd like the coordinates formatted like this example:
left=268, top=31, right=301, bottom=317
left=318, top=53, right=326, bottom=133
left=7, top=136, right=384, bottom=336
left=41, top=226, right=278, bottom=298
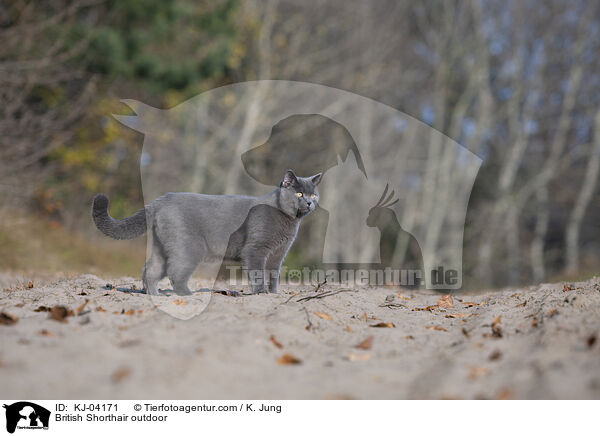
left=1, top=0, right=599, bottom=288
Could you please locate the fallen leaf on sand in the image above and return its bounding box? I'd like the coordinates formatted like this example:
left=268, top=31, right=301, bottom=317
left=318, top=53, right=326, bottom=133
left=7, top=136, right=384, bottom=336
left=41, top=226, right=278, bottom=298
left=462, top=327, right=471, bottom=338
left=491, top=316, right=503, bottom=337
left=173, top=299, right=187, bottom=306
left=96, top=306, right=107, bottom=312
left=397, top=293, right=410, bottom=300
left=469, top=366, right=490, bottom=379
left=76, top=299, right=89, bottom=315
left=445, top=313, right=468, bottom=318
left=405, top=335, right=415, bottom=340
left=369, top=322, right=395, bottom=328
left=39, top=329, right=55, bottom=337
left=277, top=353, right=302, bottom=365
left=27, top=281, right=34, bottom=289
left=111, top=367, right=131, bottom=383
left=0, top=312, right=18, bottom=325
left=515, top=301, right=527, bottom=308
left=547, top=308, right=558, bottom=317
left=489, top=350, right=502, bottom=361
left=49, top=306, right=73, bottom=323
left=348, top=352, right=371, bottom=361
left=462, top=301, right=483, bottom=307
left=531, top=315, right=539, bottom=328
left=426, top=325, right=447, bottom=332
left=438, top=294, right=454, bottom=308
left=124, top=309, right=135, bottom=316
left=413, top=305, right=439, bottom=312
left=345, top=325, right=353, bottom=332
left=313, top=311, right=333, bottom=320
left=269, top=335, right=283, bottom=349
left=355, top=336, right=374, bottom=350
left=563, top=284, right=573, bottom=292
left=496, top=388, right=515, bottom=400
left=34, top=306, right=51, bottom=312
left=587, top=335, right=596, bottom=349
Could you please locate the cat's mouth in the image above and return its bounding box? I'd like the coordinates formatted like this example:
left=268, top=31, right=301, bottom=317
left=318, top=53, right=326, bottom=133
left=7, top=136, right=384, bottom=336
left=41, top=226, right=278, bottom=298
left=296, top=208, right=310, bottom=218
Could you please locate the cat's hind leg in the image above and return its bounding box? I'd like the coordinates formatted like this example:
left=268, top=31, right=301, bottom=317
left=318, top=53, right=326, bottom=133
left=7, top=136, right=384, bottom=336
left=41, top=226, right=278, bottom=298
left=165, top=247, right=200, bottom=296
left=143, top=241, right=167, bottom=296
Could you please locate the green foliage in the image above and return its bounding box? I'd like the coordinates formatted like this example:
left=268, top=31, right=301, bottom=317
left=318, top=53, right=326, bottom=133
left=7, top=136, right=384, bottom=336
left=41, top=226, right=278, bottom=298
left=83, top=0, right=240, bottom=94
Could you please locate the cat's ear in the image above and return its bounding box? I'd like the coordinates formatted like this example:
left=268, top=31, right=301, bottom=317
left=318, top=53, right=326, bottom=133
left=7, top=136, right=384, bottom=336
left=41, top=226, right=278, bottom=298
left=281, top=169, right=298, bottom=187
left=310, top=172, right=323, bottom=186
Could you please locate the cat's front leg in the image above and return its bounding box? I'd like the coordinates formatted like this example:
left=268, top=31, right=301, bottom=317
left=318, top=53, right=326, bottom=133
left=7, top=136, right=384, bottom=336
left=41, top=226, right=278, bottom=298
left=243, top=252, right=268, bottom=294
left=266, top=247, right=287, bottom=294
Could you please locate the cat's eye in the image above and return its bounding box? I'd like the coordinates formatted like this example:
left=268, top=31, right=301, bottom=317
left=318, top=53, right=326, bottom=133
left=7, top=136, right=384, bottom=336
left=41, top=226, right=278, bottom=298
left=295, top=192, right=303, bottom=197
left=310, top=194, right=317, bottom=199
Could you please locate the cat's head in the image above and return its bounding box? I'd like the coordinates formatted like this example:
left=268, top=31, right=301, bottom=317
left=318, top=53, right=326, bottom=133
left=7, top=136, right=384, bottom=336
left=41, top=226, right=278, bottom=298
left=279, top=169, right=322, bottom=218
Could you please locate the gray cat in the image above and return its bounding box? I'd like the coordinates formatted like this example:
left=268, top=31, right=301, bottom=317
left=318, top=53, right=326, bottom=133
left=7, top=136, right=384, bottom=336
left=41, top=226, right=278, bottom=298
left=92, top=169, right=322, bottom=295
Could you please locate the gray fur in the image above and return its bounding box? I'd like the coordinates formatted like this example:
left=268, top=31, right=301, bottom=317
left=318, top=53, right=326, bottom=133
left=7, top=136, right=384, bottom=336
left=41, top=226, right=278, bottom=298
left=92, top=169, right=322, bottom=295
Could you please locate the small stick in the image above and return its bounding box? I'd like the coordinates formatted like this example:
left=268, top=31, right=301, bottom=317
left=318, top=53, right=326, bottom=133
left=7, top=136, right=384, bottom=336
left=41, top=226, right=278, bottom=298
left=297, top=289, right=357, bottom=303
left=302, top=307, right=313, bottom=330
left=313, top=278, right=327, bottom=293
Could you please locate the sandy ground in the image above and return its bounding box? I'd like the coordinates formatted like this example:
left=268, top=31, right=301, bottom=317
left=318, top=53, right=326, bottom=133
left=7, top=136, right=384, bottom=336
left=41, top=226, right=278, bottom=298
left=1, top=273, right=599, bottom=399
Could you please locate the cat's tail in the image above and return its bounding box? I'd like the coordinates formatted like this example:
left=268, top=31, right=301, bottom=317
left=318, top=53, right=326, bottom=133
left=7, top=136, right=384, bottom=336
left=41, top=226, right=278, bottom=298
left=92, top=194, right=148, bottom=240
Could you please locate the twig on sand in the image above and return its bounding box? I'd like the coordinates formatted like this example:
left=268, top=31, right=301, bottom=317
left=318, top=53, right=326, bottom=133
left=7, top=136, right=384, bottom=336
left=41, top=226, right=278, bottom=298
left=297, top=289, right=358, bottom=303
left=313, top=278, right=327, bottom=292
left=302, top=307, right=313, bottom=330
left=379, top=303, right=408, bottom=310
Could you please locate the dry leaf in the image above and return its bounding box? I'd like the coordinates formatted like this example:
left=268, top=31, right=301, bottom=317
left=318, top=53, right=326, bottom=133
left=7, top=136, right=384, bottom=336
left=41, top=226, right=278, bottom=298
left=0, top=312, right=18, bottom=325
left=96, top=306, right=107, bottom=312
left=413, top=305, right=439, bottom=312
left=469, top=366, right=490, bottom=379
left=76, top=299, right=89, bottom=315
left=269, top=335, right=283, bottom=349
left=426, top=325, right=447, bottom=332
left=348, top=352, right=371, bottom=361
left=445, top=313, right=468, bottom=318
left=547, top=308, right=558, bottom=317
left=38, top=329, right=55, bottom=337
left=173, top=299, right=188, bottom=306
left=405, top=335, right=415, bottom=340
left=516, top=301, right=527, bottom=308
left=489, top=350, right=502, bottom=361
left=27, top=281, right=34, bottom=289
left=531, top=316, right=539, bottom=328
left=496, top=388, right=515, bottom=400
left=277, top=353, right=302, bottom=365
left=313, top=311, right=332, bottom=320
left=438, top=294, right=454, bottom=308
left=563, top=284, right=573, bottom=292
left=49, top=306, right=73, bottom=323
left=491, top=315, right=503, bottom=337
left=34, top=306, right=51, bottom=312
left=361, top=312, right=368, bottom=321
left=124, top=309, right=135, bottom=316
left=462, top=301, right=481, bottom=307
left=587, top=335, right=596, bottom=349
left=462, top=327, right=471, bottom=338
left=397, top=293, right=410, bottom=300
left=345, top=325, right=353, bottom=332
left=111, top=366, right=131, bottom=383
left=369, top=322, right=395, bottom=328
left=355, top=336, right=374, bottom=350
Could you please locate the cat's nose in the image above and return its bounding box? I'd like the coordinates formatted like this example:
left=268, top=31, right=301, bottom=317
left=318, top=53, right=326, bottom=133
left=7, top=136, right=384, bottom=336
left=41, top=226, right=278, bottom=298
left=306, top=200, right=312, bottom=207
